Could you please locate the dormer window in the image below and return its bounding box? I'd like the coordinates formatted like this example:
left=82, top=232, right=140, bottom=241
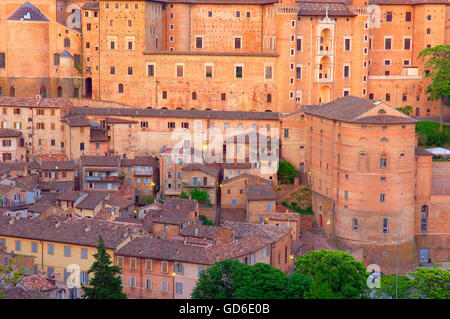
left=378, top=109, right=386, bottom=114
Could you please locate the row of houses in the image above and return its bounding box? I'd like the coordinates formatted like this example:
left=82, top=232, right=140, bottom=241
left=0, top=198, right=295, bottom=299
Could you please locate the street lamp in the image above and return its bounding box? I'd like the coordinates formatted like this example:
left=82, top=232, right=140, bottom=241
left=172, top=272, right=176, bottom=299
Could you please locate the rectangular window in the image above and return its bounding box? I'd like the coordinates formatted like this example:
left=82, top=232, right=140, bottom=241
left=380, top=194, right=385, bottom=202
left=129, top=276, right=136, bottom=288
left=0, top=53, right=5, bottom=68
left=404, top=38, right=411, bottom=50
left=343, top=65, right=350, bottom=78
left=161, top=261, right=168, bottom=273
left=235, top=66, right=243, bottom=78
left=130, top=258, right=136, bottom=269
left=386, top=12, right=392, bottom=22
left=234, top=37, right=242, bottom=49
left=117, top=256, right=124, bottom=268
left=205, top=64, right=213, bottom=78
left=110, top=66, right=115, bottom=75
left=195, top=36, right=203, bottom=49
left=174, top=263, right=184, bottom=275
left=81, top=248, right=88, bottom=259
left=146, top=278, right=152, bottom=289
left=296, top=66, right=302, bottom=79
left=145, top=260, right=152, bottom=272
left=31, top=242, right=38, bottom=253
left=344, top=38, right=351, bottom=51
left=176, top=64, right=184, bottom=77
left=267, top=94, right=272, bottom=103
left=64, top=246, right=71, bottom=257
left=405, top=12, right=411, bottom=22
left=48, top=244, right=54, bottom=255
left=265, top=66, right=272, bottom=79
left=384, top=38, right=392, bottom=50
left=128, top=67, right=133, bottom=75
left=161, top=280, right=168, bottom=292
left=296, top=38, right=302, bottom=51
left=148, top=64, right=155, bottom=76
left=162, top=91, right=167, bottom=99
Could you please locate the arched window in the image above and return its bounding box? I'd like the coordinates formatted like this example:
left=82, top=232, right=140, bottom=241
left=118, top=84, right=123, bottom=93
left=378, top=109, right=386, bottom=114
left=421, top=205, right=428, bottom=232
left=400, top=152, right=405, bottom=158
left=265, top=109, right=272, bottom=112
left=128, top=20, right=132, bottom=27
left=192, top=92, right=196, bottom=100
left=64, top=38, right=70, bottom=48
left=352, top=218, right=358, bottom=231
left=57, top=86, right=63, bottom=98
left=382, top=218, right=388, bottom=233
left=380, top=137, right=388, bottom=142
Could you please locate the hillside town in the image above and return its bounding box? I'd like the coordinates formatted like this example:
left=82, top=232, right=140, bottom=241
left=0, top=0, right=448, bottom=300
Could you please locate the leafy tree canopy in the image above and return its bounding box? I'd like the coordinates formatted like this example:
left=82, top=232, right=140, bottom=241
left=234, top=263, right=288, bottom=299
left=190, top=188, right=210, bottom=203
left=408, top=267, right=450, bottom=299
left=82, top=236, right=127, bottom=299
left=191, top=260, right=250, bottom=299
left=294, top=250, right=368, bottom=299
left=179, top=191, right=189, bottom=199
left=277, top=161, right=298, bottom=184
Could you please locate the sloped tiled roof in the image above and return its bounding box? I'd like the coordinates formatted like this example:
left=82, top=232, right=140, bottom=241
left=302, top=96, right=416, bottom=124
left=81, top=155, right=120, bottom=167
left=0, top=215, right=140, bottom=249
left=297, top=0, right=355, bottom=17
left=222, top=173, right=272, bottom=185
left=76, top=191, right=110, bottom=210
left=40, top=161, right=76, bottom=171
left=69, top=107, right=280, bottom=121
left=0, top=128, right=22, bottom=138
left=246, top=184, right=277, bottom=201
left=182, top=163, right=221, bottom=177
left=7, top=2, right=49, bottom=22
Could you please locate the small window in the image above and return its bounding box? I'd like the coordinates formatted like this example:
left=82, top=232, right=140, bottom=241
left=118, top=84, right=124, bottom=93
left=235, top=66, right=243, bottom=78
left=195, top=36, right=203, bottom=49
left=234, top=37, right=242, bottom=49
left=405, top=12, right=411, bottom=22
left=352, top=219, right=358, bottom=231
left=384, top=38, right=392, bottom=50
left=382, top=218, right=388, bottom=233
left=386, top=12, right=392, bottom=22
left=148, top=64, right=154, bottom=77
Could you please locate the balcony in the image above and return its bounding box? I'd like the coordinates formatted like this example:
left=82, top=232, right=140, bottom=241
left=182, top=181, right=216, bottom=188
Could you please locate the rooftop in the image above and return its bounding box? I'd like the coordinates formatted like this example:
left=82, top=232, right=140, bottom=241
left=0, top=128, right=22, bottom=138
left=302, top=96, right=416, bottom=124
left=81, top=155, right=121, bottom=167
left=246, top=184, right=277, bottom=201
left=69, top=106, right=280, bottom=121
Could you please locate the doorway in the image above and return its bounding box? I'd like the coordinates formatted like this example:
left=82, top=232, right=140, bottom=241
left=85, top=77, right=92, bottom=98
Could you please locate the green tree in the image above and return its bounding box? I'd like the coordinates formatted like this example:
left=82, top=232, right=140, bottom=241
left=286, top=272, right=313, bottom=299
left=140, top=195, right=154, bottom=205
left=396, top=105, right=413, bottom=116
left=179, top=191, right=189, bottom=199
left=408, top=267, right=450, bottom=299
left=294, top=250, right=368, bottom=299
left=82, top=236, right=127, bottom=299
left=200, top=215, right=214, bottom=226
left=418, top=45, right=450, bottom=132
left=190, top=188, right=209, bottom=204
left=191, top=260, right=250, bottom=299
left=277, top=161, right=298, bottom=184
left=234, top=263, right=288, bottom=299
left=0, top=254, right=27, bottom=299
left=373, top=274, right=413, bottom=299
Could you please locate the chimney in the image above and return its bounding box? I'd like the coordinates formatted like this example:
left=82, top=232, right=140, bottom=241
left=55, top=221, right=61, bottom=228
left=9, top=218, right=15, bottom=225
left=84, top=225, right=91, bottom=232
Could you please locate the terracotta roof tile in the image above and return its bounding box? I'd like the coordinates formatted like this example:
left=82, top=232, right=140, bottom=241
left=246, top=184, right=277, bottom=201
left=0, top=128, right=22, bottom=138
left=81, top=155, right=120, bottom=167
left=69, top=107, right=280, bottom=121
